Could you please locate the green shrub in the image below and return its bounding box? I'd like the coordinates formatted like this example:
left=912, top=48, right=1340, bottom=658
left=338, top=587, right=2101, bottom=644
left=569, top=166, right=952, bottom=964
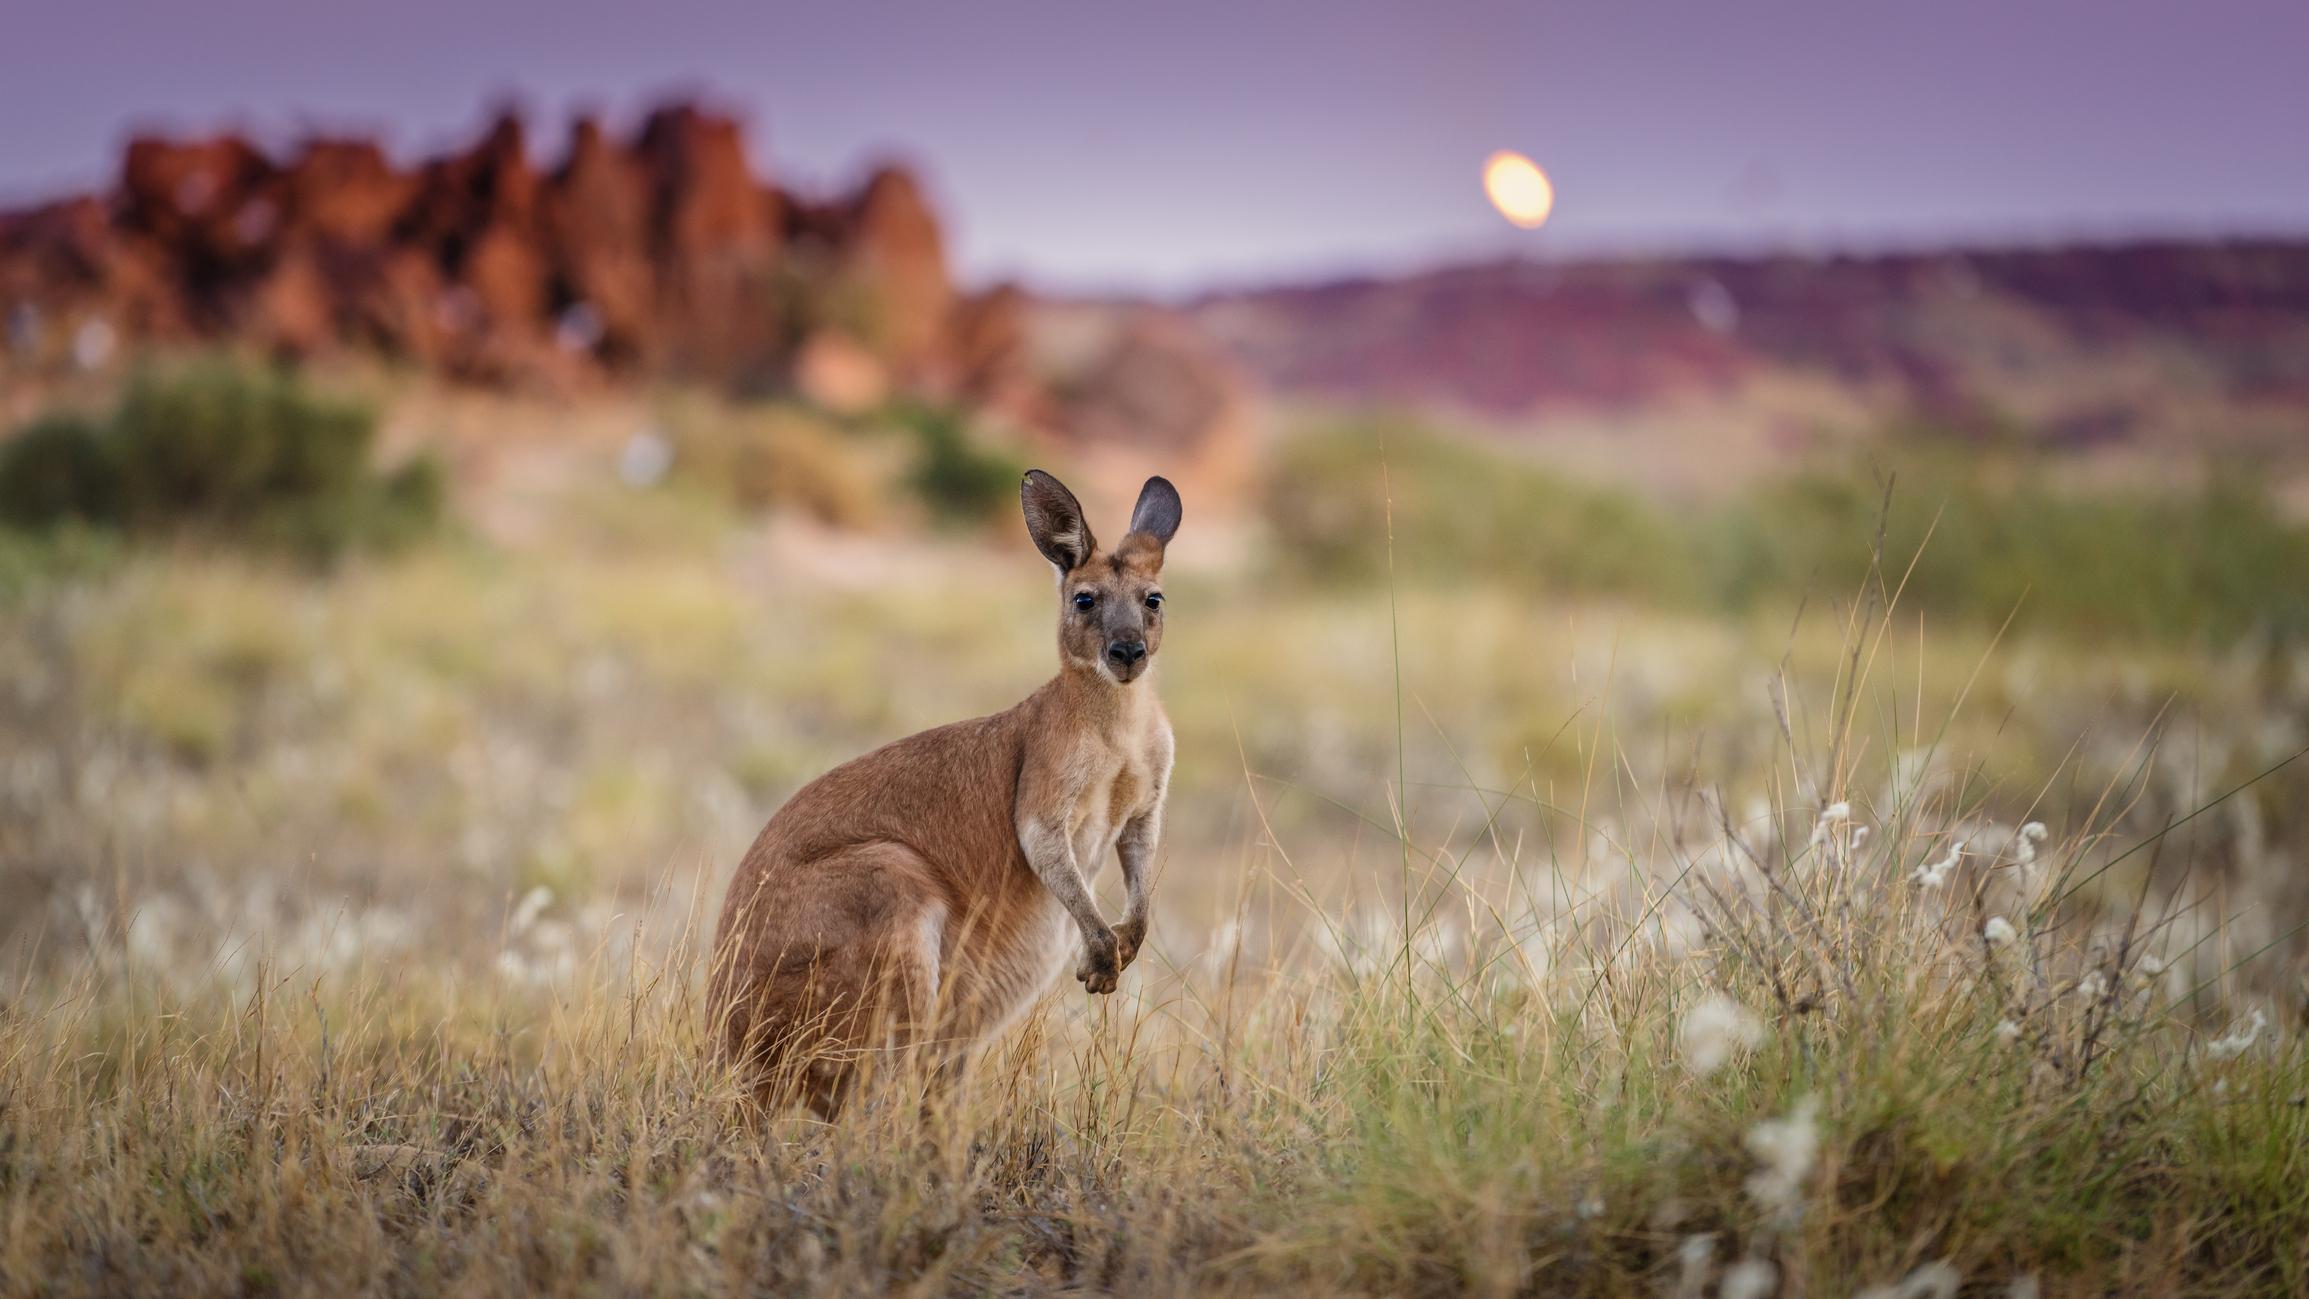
left=1266, top=417, right=2309, bottom=645
left=1265, top=417, right=1690, bottom=599
left=0, top=412, right=123, bottom=529
left=0, top=358, right=442, bottom=561
left=888, top=401, right=1027, bottom=525
left=1709, top=451, right=2309, bottom=642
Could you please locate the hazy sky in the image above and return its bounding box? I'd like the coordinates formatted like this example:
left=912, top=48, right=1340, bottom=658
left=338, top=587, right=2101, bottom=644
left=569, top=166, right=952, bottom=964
left=4, top=0, right=2305, bottom=292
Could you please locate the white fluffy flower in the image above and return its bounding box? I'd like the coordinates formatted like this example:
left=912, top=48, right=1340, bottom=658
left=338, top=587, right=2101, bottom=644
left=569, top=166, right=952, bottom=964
left=1995, top=1019, right=2023, bottom=1045
left=1743, top=1095, right=1820, bottom=1224
left=1983, top=916, right=2018, bottom=947
left=1673, top=1235, right=1717, bottom=1299
left=1679, top=992, right=1766, bottom=1076
left=1720, top=1257, right=1779, bottom=1299
left=2012, top=821, right=2049, bottom=869
left=1808, top=801, right=1855, bottom=855
left=509, top=884, right=553, bottom=937
left=1858, top=1260, right=1961, bottom=1299
left=1912, top=839, right=1965, bottom=889
left=2206, top=1009, right=2268, bottom=1061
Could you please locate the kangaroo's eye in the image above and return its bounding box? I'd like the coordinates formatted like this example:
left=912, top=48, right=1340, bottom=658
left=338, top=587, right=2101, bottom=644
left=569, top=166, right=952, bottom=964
left=1073, top=591, right=1095, bottom=610
left=1144, top=592, right=1164, bottom=610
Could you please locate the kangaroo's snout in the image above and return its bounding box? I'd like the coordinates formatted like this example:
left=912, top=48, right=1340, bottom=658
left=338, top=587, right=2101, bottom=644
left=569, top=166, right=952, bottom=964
left=1106, top=639, right=1148, bottom=671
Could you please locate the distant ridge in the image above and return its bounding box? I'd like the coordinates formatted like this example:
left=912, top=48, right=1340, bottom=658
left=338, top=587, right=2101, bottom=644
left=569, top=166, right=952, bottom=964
left=1179, top=239, right=2309, bottom=443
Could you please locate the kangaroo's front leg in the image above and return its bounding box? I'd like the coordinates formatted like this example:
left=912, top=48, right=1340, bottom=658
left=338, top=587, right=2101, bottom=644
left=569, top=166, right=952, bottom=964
left=1112, top=802, right=1162, bottom=973
left=1019, top=812, right=1121, bottom=994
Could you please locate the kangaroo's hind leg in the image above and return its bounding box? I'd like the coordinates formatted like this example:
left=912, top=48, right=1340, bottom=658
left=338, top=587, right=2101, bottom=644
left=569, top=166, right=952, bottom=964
left=713, top=842, right=948, bottom=1119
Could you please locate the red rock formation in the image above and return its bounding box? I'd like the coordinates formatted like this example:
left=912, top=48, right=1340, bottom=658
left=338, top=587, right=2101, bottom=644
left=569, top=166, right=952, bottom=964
left=947, top=283, right=1035, bottom=411
left=0, top=99, right=995, bottom=405
left=841, top=166, right=951, bottom=372
left=281, top=139, right=410, bottom=248
left=118, top=135, right=274, bottom=259
left=633, top=103, right=782, bottom=383
left=545, top=116, right=655, bottom=366
left=0, top=196, right=183, bottom=345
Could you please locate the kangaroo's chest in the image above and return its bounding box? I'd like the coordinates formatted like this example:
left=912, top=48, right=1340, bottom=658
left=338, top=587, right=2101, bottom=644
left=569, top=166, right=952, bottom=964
left=941, top=747, right=1158, bottom=1041
left=1066, top=749, right=1155, bottom=866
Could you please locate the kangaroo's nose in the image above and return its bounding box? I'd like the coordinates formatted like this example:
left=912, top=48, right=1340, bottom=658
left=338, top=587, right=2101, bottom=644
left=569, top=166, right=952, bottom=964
left=1106, top=640, right=1147, bottom=667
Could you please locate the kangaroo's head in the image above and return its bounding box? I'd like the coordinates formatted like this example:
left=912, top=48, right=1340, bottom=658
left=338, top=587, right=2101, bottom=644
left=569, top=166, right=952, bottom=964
left=1020, top=469, right=1182, bottom=686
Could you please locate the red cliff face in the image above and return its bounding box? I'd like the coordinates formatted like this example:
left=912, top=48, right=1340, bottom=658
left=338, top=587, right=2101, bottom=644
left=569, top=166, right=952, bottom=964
left=0, top=100, right=1027, bottom=406
left=842, top=166, right=953, bottom=372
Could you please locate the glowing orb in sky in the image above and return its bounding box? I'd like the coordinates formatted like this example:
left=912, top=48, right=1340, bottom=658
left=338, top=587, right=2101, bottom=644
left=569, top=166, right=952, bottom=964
left=1482, top=150, right=1555, bottom=229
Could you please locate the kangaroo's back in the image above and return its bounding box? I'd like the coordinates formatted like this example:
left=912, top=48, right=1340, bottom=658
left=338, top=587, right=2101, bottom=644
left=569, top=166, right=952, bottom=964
left=723, top=706, right=1031, bottom=902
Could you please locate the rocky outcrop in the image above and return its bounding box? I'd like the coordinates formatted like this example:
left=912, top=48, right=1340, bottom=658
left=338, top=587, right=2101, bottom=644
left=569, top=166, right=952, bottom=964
left=0, top=100, right=1028, bottom=408
left=841, top=167, right=952, bottom=373
left=633, top=103, right=782, bottom=382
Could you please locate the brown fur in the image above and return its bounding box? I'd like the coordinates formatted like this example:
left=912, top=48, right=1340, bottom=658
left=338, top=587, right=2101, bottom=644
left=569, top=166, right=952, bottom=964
left=709, top=471, right=1181, bottom=1114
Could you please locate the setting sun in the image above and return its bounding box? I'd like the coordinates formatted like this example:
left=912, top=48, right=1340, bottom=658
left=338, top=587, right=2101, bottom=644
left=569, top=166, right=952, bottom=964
left=1482, top=149, right=1554, bottom=229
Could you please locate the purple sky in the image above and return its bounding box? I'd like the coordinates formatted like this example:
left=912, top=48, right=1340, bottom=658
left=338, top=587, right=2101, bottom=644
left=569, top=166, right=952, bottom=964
left=4, top=0, right=2305, bottom=293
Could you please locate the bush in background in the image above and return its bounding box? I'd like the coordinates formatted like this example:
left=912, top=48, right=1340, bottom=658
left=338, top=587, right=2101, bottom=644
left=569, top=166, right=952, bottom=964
left=887, top=400, right=1027, bottom=525
left=1266, top=416, right=1692, bottom=600
left=0, top=412, right=125, bottom=528
left=0, top=358, right=442, bottom=562
left=1266, top=416, right=2309, bottom=644
left=1710, top=448, right=2309, bottom=643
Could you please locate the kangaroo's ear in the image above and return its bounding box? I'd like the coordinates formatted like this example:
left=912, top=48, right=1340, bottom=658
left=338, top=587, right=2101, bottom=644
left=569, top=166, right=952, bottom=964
left=1125, top=475, right=1182, bottom=549
left=1021, top=469, right=1095, bottom=573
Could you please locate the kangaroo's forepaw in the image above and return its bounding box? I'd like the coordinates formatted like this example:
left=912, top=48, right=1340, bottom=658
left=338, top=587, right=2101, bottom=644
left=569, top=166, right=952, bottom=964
left=1075, top=930, right=1121, bottom=995
left=1111, top=917, right=1147, bottom=972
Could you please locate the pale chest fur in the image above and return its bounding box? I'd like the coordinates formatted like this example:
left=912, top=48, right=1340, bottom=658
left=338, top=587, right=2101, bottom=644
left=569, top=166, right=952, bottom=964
left=1064, top=741, right=1162, bottom=868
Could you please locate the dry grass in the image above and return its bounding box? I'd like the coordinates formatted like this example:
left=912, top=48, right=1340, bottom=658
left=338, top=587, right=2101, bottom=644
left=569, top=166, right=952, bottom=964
left=6, top=431, right=2309, bottom=1295
left=7, top=750, right=2307, bottom=1295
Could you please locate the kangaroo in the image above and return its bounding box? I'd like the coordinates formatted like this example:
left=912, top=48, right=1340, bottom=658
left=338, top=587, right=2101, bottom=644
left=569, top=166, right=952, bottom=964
left=710, top=469, right=1180, bottom=1114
